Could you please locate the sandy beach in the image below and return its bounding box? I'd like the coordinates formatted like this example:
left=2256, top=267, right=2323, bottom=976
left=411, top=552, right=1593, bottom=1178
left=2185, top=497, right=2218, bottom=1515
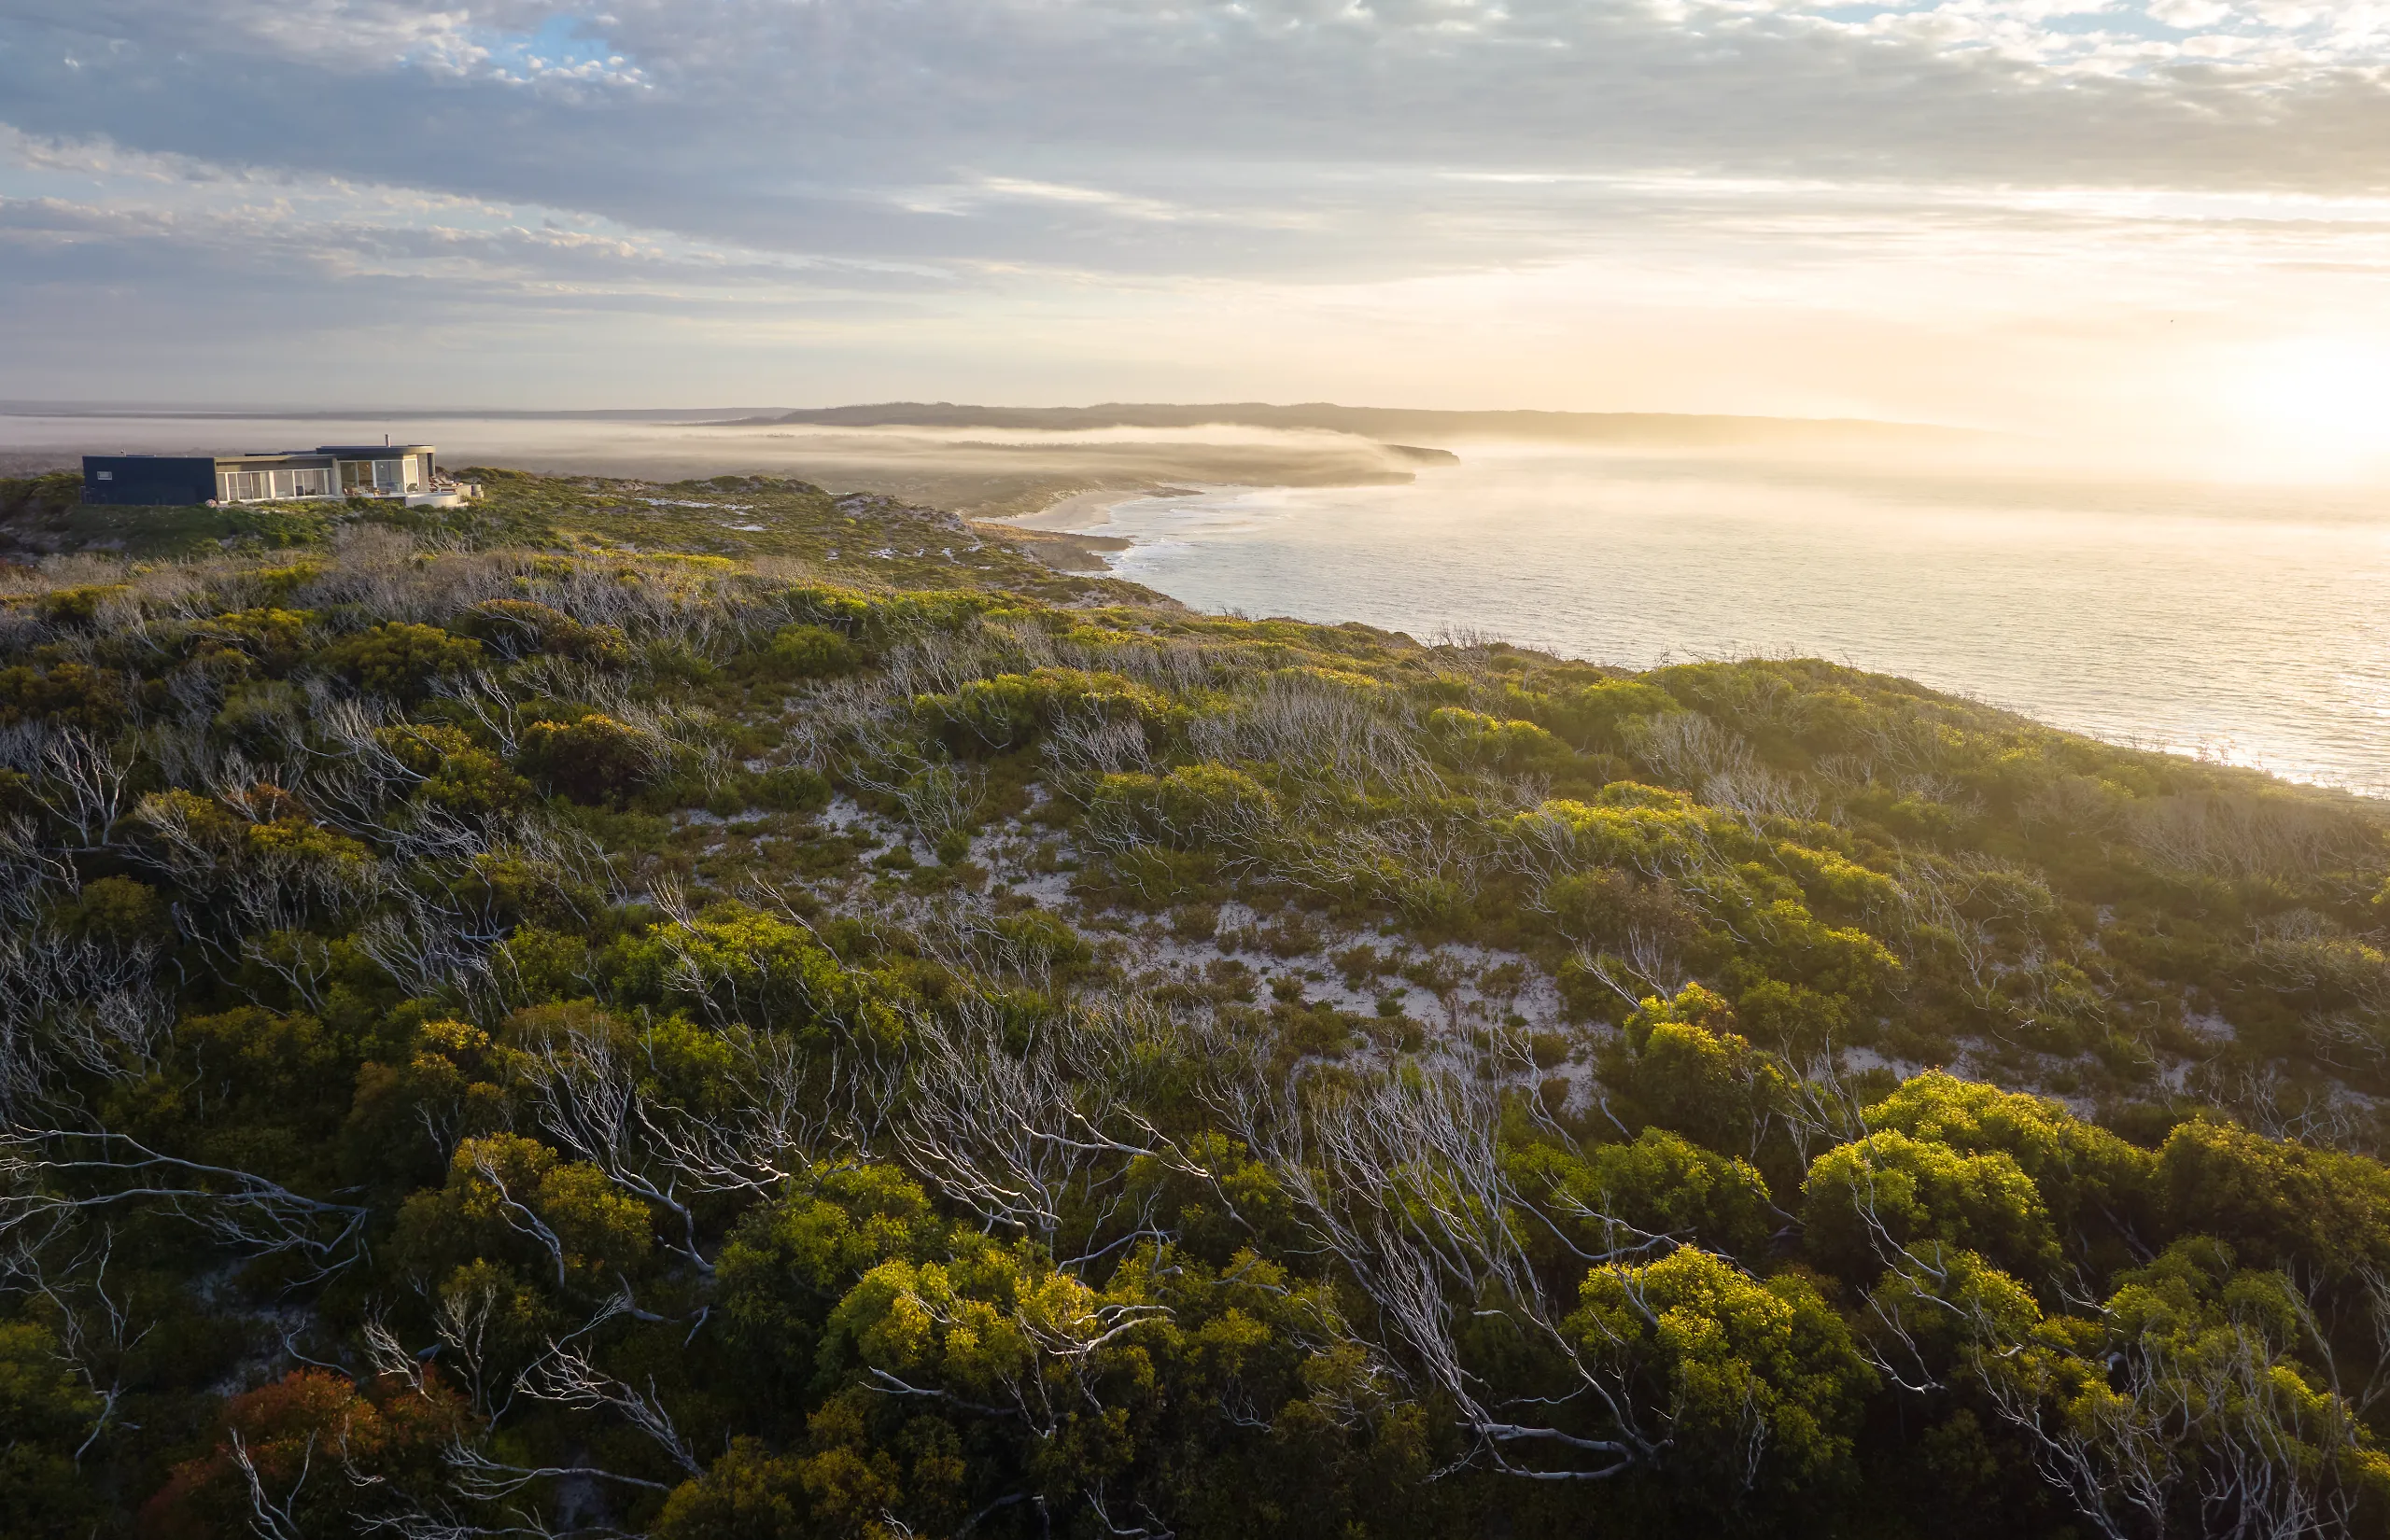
left=971, top=484, right=1222, bottom=572
left=995, top=484, right=1214, bottom=532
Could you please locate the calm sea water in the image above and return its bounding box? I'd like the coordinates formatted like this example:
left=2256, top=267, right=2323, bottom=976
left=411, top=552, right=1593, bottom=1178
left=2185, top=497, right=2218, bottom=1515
left=1086, top=449, right=2390, bottom=797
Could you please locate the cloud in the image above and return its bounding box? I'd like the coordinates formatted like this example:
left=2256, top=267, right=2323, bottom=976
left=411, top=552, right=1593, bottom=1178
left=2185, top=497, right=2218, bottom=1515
left=2, top=0, right=2387, bottom=424
left=11, top=3, right=2390, bottom=216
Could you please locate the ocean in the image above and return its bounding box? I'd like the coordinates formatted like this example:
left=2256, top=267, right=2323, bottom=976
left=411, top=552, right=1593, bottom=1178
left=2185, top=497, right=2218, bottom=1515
left=1075, top=448, right=2390, bottom=797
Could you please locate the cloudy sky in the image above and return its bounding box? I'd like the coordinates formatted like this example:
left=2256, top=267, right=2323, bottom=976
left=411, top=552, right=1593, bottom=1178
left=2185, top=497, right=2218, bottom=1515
left=4, top=0, right=2388, bottom=465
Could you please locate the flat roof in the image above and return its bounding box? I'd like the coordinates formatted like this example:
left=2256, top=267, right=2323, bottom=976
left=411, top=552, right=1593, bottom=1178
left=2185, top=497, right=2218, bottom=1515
left=87, top=445, right=437, bottom=466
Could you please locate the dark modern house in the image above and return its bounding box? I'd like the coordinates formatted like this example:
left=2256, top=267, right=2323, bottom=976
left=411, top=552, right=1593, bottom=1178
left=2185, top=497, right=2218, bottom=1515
left=81, top=444, right=458, bottom=506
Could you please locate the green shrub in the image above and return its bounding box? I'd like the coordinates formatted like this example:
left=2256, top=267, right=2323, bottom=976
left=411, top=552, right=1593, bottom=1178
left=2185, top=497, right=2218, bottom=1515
left=989, top=907, right=1094, bottom=976
left=2157, top=1118, right=2390, bottom=1279
left=1607, top=983, right=1809, bottom=1150
left=1426, top=706, right=1568, bottom=771
left=1503, top=677, right=1681, bottom=749
left=752, top=765, right=832, bottom=812
left=1568, top=1247, right=1876, bottom=1497
left=763, top=623, right=855, bottom=678
left=0, top=661, right=128, bottom=730
left=55, top=875, right=171, bottom=944
left=316, top=622, right=483, bottom=698
left=516, top=713, right=655, bottom=804
left=195, top=607, right=319, bottom=675
left=37, top=583, right=129, bottom=626
left=915, top=666, right=1174, bottom=751
left=375, top=722, right=530, bottom=815
left=1515, top=1128, right=1775, bottom=1262
left=1867, top=1072, right=2156, bottom=1246
left=1803, top=1129, right=2062, bottom=1286
left=456, top=599, right=629, bottom=665
left=780, top=583, right=1001, bottom=644
left=1087, top=761, right=1277, bottom=850
left=0, top=469, right=81, bottom=524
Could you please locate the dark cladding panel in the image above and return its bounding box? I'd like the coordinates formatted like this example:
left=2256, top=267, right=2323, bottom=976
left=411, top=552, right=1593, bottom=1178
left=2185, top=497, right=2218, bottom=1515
left=82, top=455, right=218, bottom=506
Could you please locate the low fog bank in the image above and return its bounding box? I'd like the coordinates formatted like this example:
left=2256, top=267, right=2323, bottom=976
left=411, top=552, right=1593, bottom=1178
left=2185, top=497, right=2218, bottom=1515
left=738, top=400, right=1992, bottom=451
left=0, top=413, right=1445, bottom=517
left=7, top=402, right=2372, bottom=516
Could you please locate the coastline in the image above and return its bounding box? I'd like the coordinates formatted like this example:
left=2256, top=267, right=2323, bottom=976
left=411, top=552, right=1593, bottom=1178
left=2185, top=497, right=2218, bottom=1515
left=971, top=483, right=1225, bottom=573
left=969, top=485, right=1167, bottom=572
left=993, top=483, right=1214, bottom=533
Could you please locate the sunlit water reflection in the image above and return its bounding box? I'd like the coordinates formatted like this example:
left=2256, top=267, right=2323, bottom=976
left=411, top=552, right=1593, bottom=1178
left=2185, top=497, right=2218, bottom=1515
left=1087, top=450, right=2390, bottom=797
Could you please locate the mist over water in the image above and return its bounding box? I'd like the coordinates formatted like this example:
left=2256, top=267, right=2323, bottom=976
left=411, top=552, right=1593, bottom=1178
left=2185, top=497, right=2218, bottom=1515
left=0, top=411, right=1425, bottom=518
left=1090, top=449, right=2390, bottom=797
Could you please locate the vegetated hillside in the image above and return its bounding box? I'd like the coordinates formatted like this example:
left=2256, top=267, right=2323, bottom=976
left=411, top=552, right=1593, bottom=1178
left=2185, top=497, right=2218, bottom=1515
left=0, top=469, right=1128, bottom=598
left=2, top=470, right=2388, bottom=1540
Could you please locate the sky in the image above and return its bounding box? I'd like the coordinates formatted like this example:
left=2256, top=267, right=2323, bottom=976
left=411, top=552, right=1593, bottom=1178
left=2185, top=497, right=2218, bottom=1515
left=3, top=0, right=2389, bottom=471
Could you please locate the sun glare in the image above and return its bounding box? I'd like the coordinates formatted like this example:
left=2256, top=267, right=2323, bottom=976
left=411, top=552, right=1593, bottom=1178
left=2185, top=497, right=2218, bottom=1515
left=2228, top=336, right=2390, bottom=478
